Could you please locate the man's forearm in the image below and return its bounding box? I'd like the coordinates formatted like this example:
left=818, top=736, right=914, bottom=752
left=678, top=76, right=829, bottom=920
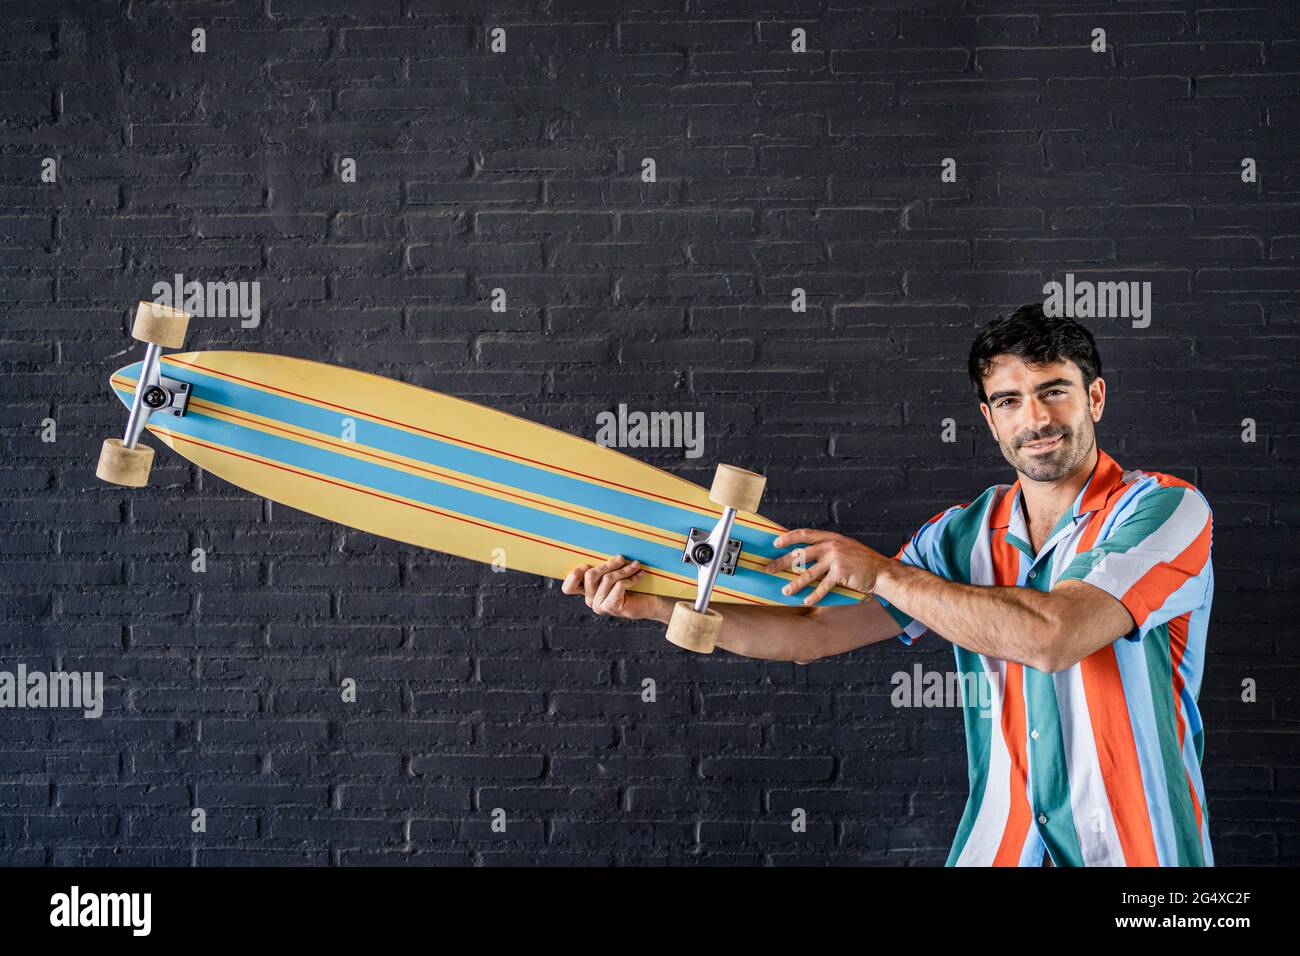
left=647, top=596, right=897, bottom=662
left=873, top=560, right=1058, bottom=668
left=647, top=598, right=820, bottom=660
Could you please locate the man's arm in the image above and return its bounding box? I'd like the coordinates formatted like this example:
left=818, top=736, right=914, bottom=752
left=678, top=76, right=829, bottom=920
left=660, top=599, right=902, bottom=663
left=872, top=562, right=1133, bottom=672
left=769, top=529, right=1135, bottom=673
left=560, top=556, right=901, bottom=662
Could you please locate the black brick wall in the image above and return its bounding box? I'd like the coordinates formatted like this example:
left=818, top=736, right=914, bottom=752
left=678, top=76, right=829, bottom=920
left=1, top=1, right=1297, bottom=866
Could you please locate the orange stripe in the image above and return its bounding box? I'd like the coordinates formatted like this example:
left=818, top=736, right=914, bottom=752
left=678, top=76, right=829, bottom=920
left=160, top=356, right=787, bottom=534
left=1080, top=649, right=1160, bottom=865
left=150, top=426, right=770, bottom=606
left=993, top=660, right=1032, bottom=866
left=990, top=514, right=1033, bottom=866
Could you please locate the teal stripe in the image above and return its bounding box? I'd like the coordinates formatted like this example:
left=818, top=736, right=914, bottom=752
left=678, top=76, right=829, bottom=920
left=1022, top=550, right=1086, bottom=866
left=1142, top=625, right=1206, bottom=866
left=1023, top=667, right=1086, bottom=866
left=113, top=374, right=850, bottom=608
left=946, top=646, right=995, bottom=866
left=942, top=491, right=1000, bottom=865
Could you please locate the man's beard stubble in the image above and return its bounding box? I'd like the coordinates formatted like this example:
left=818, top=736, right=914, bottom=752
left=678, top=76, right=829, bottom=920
left=1001, top=422, right=1095, bottom=483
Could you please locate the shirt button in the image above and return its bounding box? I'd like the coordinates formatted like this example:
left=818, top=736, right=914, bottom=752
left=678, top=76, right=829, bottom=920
left=1038, top=814, right=1048, bottom=825
left=1031, top=729, right=1039, bottom=740
left=1028, top=570, right=1036, bottom=579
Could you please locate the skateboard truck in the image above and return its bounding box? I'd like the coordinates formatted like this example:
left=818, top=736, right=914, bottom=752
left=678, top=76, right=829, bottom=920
left=665, top=464, right=766, bottom=654
left=95, top=301, right=192, bottom=488
left=681, top=528, right=742, bottom=577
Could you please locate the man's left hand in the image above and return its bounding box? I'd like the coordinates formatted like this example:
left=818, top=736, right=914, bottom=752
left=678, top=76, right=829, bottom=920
left=767, top=529, right=889, bottom=605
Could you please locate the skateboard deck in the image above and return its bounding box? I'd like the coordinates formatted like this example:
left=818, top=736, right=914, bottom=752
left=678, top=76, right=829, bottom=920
left=108, top=351, right=863, bottom=608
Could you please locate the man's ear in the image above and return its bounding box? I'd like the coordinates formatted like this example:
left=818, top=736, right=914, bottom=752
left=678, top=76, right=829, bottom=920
left=1090, top=376, right=1106, bottom=422
left=978, top=402, right=998, bottom=440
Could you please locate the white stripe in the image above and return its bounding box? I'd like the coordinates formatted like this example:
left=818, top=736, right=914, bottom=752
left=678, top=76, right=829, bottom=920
left=955, top=655, right=1012, bottom=866
left=1080, top=488, right=1209, bottom=605
left=1052, top=519, right=1093, bottom=581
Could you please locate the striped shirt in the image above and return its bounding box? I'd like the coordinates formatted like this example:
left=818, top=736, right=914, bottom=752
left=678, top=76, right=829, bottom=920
left=878, top=449, right=1214, bottom=867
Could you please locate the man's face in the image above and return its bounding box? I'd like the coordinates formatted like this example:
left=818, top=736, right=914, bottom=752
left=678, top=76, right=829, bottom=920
left=978, top=355, right=1104, bottom=483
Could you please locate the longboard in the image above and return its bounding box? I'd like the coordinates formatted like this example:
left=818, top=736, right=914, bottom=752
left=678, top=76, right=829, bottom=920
left=106, top=350, right=863, bottom=609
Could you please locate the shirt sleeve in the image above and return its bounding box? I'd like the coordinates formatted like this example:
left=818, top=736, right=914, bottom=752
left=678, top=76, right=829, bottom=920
left=877, top=505, right=965, bottom=646
left=1056, top=484, right=1213, bottom=642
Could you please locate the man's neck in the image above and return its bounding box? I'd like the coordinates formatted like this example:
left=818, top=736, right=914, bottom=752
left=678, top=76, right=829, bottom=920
left=1018, top=443, right=1099, bottom=551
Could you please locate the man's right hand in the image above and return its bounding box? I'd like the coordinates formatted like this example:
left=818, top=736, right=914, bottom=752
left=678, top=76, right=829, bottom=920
left=561, top=555, right=669, bottom=621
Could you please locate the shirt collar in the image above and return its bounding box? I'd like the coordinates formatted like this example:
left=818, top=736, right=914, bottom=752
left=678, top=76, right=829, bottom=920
left=991, top=447, right=1124, bottom=533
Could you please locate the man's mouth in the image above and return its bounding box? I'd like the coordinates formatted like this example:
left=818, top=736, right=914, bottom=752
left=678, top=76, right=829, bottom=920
left=1022, top=435, right=1063, bottom=454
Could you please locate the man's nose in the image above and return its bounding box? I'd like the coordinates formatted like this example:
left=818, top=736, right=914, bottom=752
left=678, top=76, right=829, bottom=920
left=1023, top=396, right=1052, bottom=431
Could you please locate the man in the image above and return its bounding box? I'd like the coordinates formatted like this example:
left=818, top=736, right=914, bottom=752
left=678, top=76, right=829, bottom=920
left=562, top=304, right=1215, bottom=867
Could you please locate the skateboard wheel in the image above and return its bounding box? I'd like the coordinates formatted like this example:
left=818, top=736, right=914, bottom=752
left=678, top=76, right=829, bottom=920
left=708, top=464, right=766, bottom=513
left=95, top=438, right=154, bottom=487
left=665, top=600, right=723, bottom=654
left=131, top=301, right=189, bottom=349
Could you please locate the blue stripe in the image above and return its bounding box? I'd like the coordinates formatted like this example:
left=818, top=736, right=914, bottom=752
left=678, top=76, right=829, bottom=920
left=113, top=367, right=854, bottom=608
left=121, top=361, right=785, bottom=555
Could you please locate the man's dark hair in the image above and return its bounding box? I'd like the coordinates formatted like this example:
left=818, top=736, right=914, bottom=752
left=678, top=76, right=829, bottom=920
left=968, top=304, right=1103, bottom=405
